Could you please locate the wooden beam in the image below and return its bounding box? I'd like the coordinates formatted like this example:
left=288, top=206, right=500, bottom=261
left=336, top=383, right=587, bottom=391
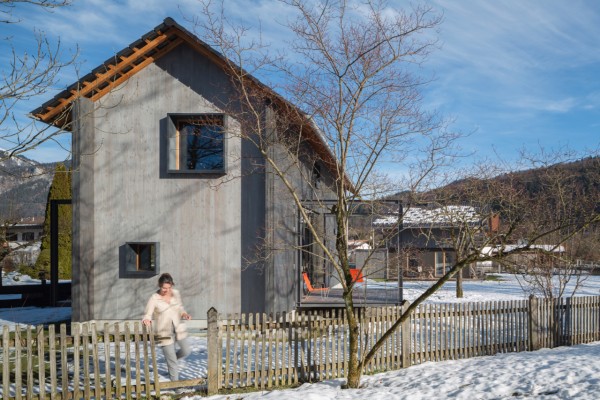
left=90, top=37, right=184, bottom=101
left=38, top=31, right=174, bottom=122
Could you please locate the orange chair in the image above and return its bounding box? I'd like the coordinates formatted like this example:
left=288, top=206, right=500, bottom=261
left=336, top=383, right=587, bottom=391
left=302, top=272, right=330, bottom=297
left=350, top=269, right=364, bottom=283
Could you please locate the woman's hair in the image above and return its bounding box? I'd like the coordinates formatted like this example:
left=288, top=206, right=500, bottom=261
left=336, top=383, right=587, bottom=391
left=158, top=273, right=174, bottom=286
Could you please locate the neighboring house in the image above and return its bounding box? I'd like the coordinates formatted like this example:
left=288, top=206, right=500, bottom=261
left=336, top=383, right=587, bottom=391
left=4, top=216, right=44, bottom=242
left=31, top=18, right=340, bottom=323
left=1, top=217, right=44, bottom=269
left=477, top=244, right=566, bottom=274
left=374, top=205, right=492, bottom=279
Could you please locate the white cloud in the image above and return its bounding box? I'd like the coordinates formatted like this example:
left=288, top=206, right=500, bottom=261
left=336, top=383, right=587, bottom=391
left=429, top=0, right=600, bottom=71
left=510, top=96, right=578, bottom=113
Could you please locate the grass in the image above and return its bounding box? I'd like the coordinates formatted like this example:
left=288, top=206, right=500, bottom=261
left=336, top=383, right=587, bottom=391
left=484, top=274, right=503, bottom=281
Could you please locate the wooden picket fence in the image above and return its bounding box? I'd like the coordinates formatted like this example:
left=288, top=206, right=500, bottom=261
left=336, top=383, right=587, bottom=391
left=2, top=295, right=600, bottom=398
left=207, top=295, right=600, bottom=393
left=530, top=296, right=600, bottom=349
left=1, top=321, right=164, bottom=400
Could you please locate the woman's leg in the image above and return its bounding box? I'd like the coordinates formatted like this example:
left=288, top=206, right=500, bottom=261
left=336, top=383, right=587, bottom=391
left=176, top=336, right=192, bottom=360
left=161, top=343, right=179, bottom=381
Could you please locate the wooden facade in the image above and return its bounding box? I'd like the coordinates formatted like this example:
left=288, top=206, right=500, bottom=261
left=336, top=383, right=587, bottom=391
left=32, top=18, right=337, bottom=323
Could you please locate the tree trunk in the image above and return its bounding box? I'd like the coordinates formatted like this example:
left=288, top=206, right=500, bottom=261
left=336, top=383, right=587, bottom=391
left=456, top=271, right=463, bottom=298
left=344, top=291, right=361, bottom=388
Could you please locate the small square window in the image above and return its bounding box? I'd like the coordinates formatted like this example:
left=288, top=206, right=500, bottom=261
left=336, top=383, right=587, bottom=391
left=120, top=242, right=159, bottom=278
left=168, top=114, right=226, bottom=174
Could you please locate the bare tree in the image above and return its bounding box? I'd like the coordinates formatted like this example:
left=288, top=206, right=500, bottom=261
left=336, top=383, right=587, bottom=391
left=193, top=0, right=600, bottom=388
left=1, top=0, right=76, bottom=161
left=491, top=153, right=600, bottom=299
left=194, top=0, right=453, bottom=387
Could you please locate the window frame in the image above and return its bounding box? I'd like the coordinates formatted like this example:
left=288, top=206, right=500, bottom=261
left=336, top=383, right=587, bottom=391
left=120, top=242, right=159, bottom=278
left=434, top=250, right=455, bottom=277
left=167, top=113, right=227, bottom=175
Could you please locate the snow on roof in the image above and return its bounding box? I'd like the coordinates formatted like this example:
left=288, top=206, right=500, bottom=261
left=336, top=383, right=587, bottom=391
left=348, top=240, right=372, bottom=251
left=373, top=205, right=482, bottom=227
left=11, top=216, right=45, bottom=226
left=481, top=244, right=566, bottom=256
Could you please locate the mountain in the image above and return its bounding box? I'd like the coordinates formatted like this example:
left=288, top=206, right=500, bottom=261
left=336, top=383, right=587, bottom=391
left=387, top=157, right=600, bottom=220
left=0, top=151, right=59, bottom=220
left=445, top=156, right=600, bottom=205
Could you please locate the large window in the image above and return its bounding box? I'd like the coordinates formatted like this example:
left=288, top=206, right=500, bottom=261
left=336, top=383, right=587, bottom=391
left=22, top=232, right=35, bottom=241
left=121, top=242, right=159, bottom=277
left=168, top=114, right=226, bottom=174
left=435, top=251, right=455, bottom=277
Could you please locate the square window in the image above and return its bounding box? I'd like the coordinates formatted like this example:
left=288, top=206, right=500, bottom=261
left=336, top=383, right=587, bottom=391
left=168, top=114, right=226, bottom=174
left=120, top=242, right=159, bottom=278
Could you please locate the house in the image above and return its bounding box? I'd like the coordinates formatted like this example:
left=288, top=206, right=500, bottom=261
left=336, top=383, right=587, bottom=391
left=374, top=205, right=491, bottom=279
left=3, top=216, right=44, bottom=243
left=31, top=18, right=340, bottom=324
left=0, top=217, right=44, bottom=271
left=477, top=243, right=566, bottom=274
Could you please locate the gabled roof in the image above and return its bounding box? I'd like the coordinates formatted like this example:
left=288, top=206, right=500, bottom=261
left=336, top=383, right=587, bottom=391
left=31, top=18, right=352, bottom=190
left=31, top=18, right=190, bottom=127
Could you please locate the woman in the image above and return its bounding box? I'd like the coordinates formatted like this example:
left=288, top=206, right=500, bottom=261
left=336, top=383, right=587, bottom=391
left=142, top=273, right=192, bottom=381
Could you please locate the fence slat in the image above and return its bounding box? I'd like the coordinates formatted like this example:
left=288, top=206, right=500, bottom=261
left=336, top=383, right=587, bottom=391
left=60, top=324, right=69, bottom=400
left=266, top=314, right=273, bottom=389
left=72, top=324, right=81, bottom=400
left=245, top=313, right=252, bottom=388
left=25, top=326, right=33, bottom=400
left=113, top=324, right=122, bottom=399
left=49, top=324, right=57, bottom=400
left=103, top=323, right=111, bottom=400
left=123, top=323, right=132, bottom=399
left=35, top=325, right=43, bottom=400
left=225, top=314, right=232, bottom=389
left=134, top=323, right=142, bottom=397
left=89, top=324, right=101, bottom=400
left=233, top=313, right=240, bottom=388
left=81, top=324, right=91, bottom=400
left=2, top=326, right=9, bottom=400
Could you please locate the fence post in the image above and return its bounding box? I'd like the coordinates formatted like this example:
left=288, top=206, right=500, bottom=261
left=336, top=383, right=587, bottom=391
left=528, top=295, right=540, bottom=351
left=401, top=301, right=411, bottom=368
left=207, top=307, right=219, bottom=395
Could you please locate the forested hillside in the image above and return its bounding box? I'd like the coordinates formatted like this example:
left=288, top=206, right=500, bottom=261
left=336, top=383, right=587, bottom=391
left=440, top=156, right=600, bottom=210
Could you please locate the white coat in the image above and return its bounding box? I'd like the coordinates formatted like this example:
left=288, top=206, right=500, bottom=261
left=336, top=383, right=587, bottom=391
left=143, top=288, right=188, bottom=346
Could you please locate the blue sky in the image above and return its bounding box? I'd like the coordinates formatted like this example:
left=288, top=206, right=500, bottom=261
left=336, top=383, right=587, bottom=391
left=1, top=0, right=599, bottom=164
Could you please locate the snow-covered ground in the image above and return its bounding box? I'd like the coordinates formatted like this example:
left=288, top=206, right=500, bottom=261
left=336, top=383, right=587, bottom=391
left=354, top=272, right=600, bottom=303
left=3, top=272, right=600, bottom=399
left=201, top=342, right=600, bottom=399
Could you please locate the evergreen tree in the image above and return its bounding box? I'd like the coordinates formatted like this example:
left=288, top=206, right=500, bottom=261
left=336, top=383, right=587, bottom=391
left=33, top=163, right=72, bottom=279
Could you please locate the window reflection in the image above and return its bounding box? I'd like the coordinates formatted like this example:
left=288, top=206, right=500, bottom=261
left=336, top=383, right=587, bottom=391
left=178, top=117, right=224, bottom=171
